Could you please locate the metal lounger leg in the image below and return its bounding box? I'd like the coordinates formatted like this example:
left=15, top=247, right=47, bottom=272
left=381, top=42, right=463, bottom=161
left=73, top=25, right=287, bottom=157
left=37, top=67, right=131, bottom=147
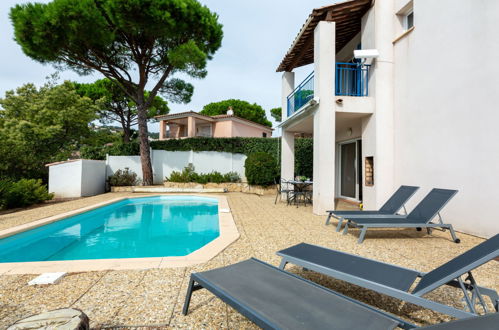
left=182, top=278, right=203, bottom=315
left=279, top=259, right=288, bottom=270
left=325, top=213, right=332, bottom=225
left=447, top=224, right=460, bottom=243
left=357, top=226, right=368, bottom=244
left=335, top=218, right=344, bottom=232
left=342, top=221, right=350, bottom=235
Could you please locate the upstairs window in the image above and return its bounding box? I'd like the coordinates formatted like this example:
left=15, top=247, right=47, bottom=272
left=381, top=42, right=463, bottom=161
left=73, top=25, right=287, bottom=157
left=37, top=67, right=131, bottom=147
left=405, top=10, right=414, bottom=30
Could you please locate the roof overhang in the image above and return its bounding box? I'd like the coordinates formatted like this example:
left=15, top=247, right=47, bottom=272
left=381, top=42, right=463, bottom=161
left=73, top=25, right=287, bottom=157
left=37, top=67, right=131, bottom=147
left=276, top=0, right=372, bottom=72
left=155, top=111, right=215, bottom=122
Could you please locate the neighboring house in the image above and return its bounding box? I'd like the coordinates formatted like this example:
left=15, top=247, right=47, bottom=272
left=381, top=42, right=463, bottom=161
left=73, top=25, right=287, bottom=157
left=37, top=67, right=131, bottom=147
left=156, top=111, right=273, bottom=140
left=277, top=0, right=499, bottom=237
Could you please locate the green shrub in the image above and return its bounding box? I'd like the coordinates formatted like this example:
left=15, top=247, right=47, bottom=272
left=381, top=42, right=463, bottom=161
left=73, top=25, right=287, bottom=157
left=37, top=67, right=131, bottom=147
left=223, top=172, right=241, bottom=183
left=108, top=168, right=139, bottom=186
left=245, top=152, right=278, bottom=186
left=166, top=165, right=241, bottom=184
left=208, top=171, right=225, bottom=184
left=0, top=179, right=53, bottom=209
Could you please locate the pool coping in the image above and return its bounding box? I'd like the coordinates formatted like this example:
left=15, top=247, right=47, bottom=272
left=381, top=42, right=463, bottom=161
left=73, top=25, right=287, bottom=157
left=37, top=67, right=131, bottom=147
left=0, top=194, right=239, bottom=274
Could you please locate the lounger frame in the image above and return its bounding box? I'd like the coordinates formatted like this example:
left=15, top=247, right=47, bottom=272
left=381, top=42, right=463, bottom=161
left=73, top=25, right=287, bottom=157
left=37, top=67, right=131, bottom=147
left=183, top=258, right=416, bottom=329
left=343, top=189, right=459, bottom=243
left=343, top=212, right=460, bottom=244
left=278, top=245, right=499, bottom=319
left=325, top=185, right=419, bottom=228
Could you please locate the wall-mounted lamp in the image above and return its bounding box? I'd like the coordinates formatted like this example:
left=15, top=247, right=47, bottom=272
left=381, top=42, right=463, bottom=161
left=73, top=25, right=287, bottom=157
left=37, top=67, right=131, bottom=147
left=336, top=98, right=343, bottom=105
left=347, top=127, right=353, bottom=136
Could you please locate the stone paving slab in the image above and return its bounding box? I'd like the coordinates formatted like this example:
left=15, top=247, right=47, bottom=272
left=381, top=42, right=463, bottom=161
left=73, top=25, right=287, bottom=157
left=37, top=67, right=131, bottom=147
left=0, top=193, right=497, bottom=329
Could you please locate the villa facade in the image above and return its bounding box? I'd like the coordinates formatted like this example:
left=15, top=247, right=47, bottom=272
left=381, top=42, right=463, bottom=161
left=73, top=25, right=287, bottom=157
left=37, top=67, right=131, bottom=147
left=278, top=0, right=499, bottom=237
left=156, top=111, right=273, bottom=139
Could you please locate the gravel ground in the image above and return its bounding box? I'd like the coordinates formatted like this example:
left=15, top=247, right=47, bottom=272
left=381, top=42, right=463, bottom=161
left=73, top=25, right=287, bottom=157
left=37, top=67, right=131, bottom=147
left=0, top=192, right=497, bottom=329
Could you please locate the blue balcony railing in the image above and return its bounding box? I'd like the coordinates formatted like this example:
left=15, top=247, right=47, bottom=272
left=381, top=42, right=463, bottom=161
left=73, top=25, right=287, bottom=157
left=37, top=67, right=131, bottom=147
left=287, top=72, right=314, bottom=117
left=335, top=62, right=370, bottom=97
left=286, top=63, right=370, bottom=117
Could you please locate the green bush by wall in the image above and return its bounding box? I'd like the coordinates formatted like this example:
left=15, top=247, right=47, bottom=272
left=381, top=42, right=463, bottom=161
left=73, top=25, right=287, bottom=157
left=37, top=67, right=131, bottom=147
left=0, top=179, right=54, bottom=210
left=245, top=152, right=278, bottom=186
left=166, top=164, right=241, bottom=184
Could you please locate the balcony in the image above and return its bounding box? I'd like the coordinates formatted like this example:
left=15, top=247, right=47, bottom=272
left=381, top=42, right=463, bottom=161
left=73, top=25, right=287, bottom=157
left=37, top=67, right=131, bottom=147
left=287, top=62, right=370, bottom=116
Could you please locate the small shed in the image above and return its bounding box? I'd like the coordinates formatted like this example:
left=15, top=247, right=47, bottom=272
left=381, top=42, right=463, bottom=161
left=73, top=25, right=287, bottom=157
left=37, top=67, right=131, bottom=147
left=47, top=159, right=106, bottom=198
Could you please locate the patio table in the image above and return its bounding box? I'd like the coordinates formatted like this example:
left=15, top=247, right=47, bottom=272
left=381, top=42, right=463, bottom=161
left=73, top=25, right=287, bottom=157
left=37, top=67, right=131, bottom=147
left=288, top=180, right=313, bottom=206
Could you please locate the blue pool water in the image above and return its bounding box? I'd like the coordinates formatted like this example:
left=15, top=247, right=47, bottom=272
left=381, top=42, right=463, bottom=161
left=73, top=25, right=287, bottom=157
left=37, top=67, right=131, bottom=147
left=0, top=196, right=220, bottom=262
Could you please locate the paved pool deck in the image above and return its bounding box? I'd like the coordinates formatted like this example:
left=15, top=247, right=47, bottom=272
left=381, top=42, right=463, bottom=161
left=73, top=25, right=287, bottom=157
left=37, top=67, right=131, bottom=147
left=0, top=192, right=497, bottom=329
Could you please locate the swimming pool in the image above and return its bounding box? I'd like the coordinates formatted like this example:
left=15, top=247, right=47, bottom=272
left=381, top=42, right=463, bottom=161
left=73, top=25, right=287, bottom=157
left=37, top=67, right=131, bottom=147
left=0, top=196, right=220, bottom=263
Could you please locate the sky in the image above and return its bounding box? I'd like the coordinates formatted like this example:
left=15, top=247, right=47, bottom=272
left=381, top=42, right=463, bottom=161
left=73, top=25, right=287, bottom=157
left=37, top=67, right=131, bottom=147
left=0, top=0, right=336, bottom=131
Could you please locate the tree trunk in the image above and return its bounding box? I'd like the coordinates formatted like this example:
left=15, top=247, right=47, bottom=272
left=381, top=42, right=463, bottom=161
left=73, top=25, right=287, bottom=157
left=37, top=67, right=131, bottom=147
left=121, top=121, right=131, bottom=143
left=136, top=103, right=153, bottom=185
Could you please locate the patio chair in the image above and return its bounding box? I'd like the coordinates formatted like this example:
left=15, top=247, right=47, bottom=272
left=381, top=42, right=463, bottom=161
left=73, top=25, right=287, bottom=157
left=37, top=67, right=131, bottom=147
left=277, top=234, right=499, bottom=319
left=341, top=188, right=460, bottom=243
left=274, top=178, right=293, bottom=205
left=183, top=258, right=416, bottom=329
left=326, top=185, right=420, bottom=230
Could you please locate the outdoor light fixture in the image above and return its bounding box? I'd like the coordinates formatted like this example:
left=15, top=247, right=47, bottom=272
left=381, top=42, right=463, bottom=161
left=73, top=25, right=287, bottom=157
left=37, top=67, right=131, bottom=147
left=354, top=49, right=380, bottom=59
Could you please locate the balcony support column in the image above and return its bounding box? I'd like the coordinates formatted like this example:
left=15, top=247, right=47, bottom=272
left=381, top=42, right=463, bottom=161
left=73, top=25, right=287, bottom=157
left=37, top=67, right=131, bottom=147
left=281, top=130, right=295, bottom=184
left=313, top=21, right=336, bottom=215
left=281, top=72, right=295, bottom=121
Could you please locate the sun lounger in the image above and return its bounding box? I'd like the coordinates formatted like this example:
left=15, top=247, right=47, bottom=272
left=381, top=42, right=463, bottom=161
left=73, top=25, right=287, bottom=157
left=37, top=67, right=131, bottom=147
left=341, top=188, right=459, bottom=243
left=326, top=185, right=420, bottom=231
left=182, top=258, right=415, bottom=329
left=277, top=234, right=499, bottom=319
left=419, top=312, right=499, bottom=329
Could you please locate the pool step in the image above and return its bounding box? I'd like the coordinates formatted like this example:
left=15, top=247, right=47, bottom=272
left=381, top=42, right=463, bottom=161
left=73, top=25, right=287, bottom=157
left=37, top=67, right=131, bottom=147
left=28, top=272, right=67, bottom=285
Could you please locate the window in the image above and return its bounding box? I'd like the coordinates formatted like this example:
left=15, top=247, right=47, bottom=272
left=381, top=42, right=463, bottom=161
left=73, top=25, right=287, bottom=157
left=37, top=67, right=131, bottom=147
left=405, top=11, right=414, bottom=30
left=262, top=132, right=267, bottom=138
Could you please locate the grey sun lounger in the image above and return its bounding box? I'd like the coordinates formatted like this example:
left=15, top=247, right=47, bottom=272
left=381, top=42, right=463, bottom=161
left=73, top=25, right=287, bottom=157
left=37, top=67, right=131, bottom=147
left=326, top=185, right=420, bottom=230
left=341, top=188, right=459, bottom=243
left=183, top=258, right=416, bottom=329
left=419, top=312, right=499, bottom=329
left=278, top=234, right=499, bottom=319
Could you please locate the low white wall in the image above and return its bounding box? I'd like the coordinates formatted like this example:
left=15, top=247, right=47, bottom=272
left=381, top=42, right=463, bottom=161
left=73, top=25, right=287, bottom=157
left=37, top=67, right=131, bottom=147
left=48, top=160, right=106, bottom=198
left=107, top=150, right=247, bottom=185
left=48, top=160, right=82, bottom=198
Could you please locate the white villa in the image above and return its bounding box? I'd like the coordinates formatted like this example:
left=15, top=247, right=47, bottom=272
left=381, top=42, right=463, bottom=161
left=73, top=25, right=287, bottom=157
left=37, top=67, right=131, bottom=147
left=278, top=0, right=499, bottom=238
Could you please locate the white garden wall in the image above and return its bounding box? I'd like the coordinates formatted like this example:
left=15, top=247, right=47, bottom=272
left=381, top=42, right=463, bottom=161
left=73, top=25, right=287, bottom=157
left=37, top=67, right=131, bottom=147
left=106, top=150, right=247, bottom=185
left=48, top=151, right=247, bottom=198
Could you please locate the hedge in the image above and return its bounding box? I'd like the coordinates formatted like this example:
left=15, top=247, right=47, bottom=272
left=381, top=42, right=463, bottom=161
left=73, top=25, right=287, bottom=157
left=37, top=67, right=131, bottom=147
left=245, top=152, right=278, bottom=186
left=81, top=137, right=313, bottom=178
